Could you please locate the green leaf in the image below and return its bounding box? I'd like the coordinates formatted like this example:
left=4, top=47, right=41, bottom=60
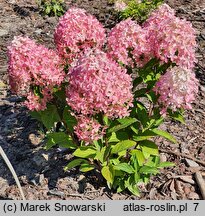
left=73, top=147, right=96, bottom=158
left=64, top=159, right=87, bottom=171
left=168, top=109, right=185, bottom=124
left=80, top=164, right=95, bottom=172
left=139, top=140, right=159, bottom=156
left=114, top=163, right=135, bottom=174
left=153, top=117, right=164, bottom=127
left=118, top=150, right=127, bottom=157
left=151, top=128, right=177, bottom=143
left=108, top=117, right=137, bottom=133
left=133, top=130, right=156, bottom=141
left=103, top=115, right=109, bottom=126
left=46, top=132, right=76, bottom=150
left=111, top=140, right=136, bottom=154
left=101, top=165, right=115, bottom=184
left=134, top=88, right=147, bottom=97
left=139, top=166, right=159, bottom=175
left=108, top=131, right=129, bottom=143
left=127, top=184, right=140, bottom=196
left=29, top=111, right=42, bottom=122
left=131, top=150, right=145, bottom=166
left=45, top=5, right=51, bottom=14
left=125, top=177, right=140, bottom=196
left=95, top=146, right=106, bottom=163
left=63, top=106, right=77, bottom=132
left=116, top=181, right=125, bottom=193
left=157, top=162, right=175, bottom=168
left=144, top=156, right=155, bottom=167
left=40, top=105, right=61, bottom=130
left=133, top=76, right=143, bottom=88
left=145, top=91, right=157, bottom=103
left=136, top=103, right=149, bottom=127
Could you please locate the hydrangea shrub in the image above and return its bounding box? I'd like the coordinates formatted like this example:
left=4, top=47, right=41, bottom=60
left=8, top=5, right=198, bottom=195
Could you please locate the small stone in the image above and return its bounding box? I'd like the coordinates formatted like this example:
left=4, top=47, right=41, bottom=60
left=160, top=153, right=167, bottom=162
left=42, top=153, right=49, bottom=161
left=29, top=133, right=43, bottom=146
left=34, top=29, right=42, bottom=34
left=0, top=29, right=8, bottom=37
left=184, top=186, right=191, bottom=195
left=39, top=174, right=45, bottom=185
left=185, top=159, right=199, bottom=168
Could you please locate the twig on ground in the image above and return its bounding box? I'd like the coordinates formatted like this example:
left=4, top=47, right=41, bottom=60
left=68, top=193, right=83, bottom=198
left=159, top=149, right=205, bottom=167
left=195, top=172, right=205, bottom=200
left=0, top=145, right=26, bottom=200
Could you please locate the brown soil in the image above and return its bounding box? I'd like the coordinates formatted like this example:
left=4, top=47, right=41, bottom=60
left=0, top=0, right=205, bottom=200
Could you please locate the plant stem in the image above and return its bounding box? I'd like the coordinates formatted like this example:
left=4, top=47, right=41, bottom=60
left=0, top=146, right=26, bottom=200
left=148, top=102, right=153, bottom=116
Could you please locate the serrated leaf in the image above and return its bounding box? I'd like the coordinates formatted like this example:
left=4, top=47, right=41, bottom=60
left=136, top=103, right=149, bottom=127
left=131, top=150, right=145, bottom=166
left=108, top=131, right=129, bottom=143
left=151, top=128, right=177, bottom=143
left=118, top=150, right=127, bottom=157
left=127, top=184, right=140, bottom=196
left=73, top=147, right=96, bottom=158
left=111, top=140, right=136, bottom=154
left=139, top=166, right=159, bottom=175
left=114, top=163, right=135, bottom=174
left=95, top=146, right=106, bottom=163
left=157, top=162, right=175, bottom=168
left=64, top=159, right=87, bottom=171
left=101, top=165, right=115, bottom=184
left=125, top=177, right=140, bottom=196
left=80, top=164, right=95, bottom=172
left=139, top=140, right=159, bottom=156
left=46, top=132, right=76, bottom=150
left=108, top=117, right=137, bottom=133
left=168, top=109, right=185, bottom=124
left=40, top=105, right=61, bottom=130
left=133, top=130, right=156, bottom=141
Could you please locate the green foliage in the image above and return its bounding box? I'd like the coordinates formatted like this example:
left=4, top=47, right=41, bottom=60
left=36, top=0, right=65, bottom=17
left=118, top=0, right=164, bottom=23
left=46, top=132, right=76, bottom=150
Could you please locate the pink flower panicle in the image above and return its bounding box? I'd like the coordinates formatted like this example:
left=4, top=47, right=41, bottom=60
left=74, top=116, right=105, bottom=144
left=107, top=18, right=150, bottom=67
left=154, top=66, right=199, bottom=114
left=144, top=4, right=197, bottom=69
left=66, top=49, right=133, bottom=119
left=54, top=7, right=106, bottom=64
left=8, top=36, right=64, bottom=111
